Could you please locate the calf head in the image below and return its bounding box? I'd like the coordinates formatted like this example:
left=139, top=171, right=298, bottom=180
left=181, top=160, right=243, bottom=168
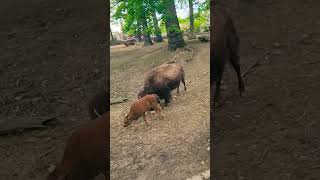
left=123, top=114, right=133, bottom=127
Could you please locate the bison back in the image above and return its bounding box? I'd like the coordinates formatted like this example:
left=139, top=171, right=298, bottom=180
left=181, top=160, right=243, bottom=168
left=145, top=63, right=183, bottom=87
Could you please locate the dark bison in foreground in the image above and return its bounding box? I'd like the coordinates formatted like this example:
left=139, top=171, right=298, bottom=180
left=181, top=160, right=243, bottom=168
left=46, top=113, right=108, bottom=180
left=138, top=61, right=186, bottom=105
left=211, top=7, right=245, bottom=106
left=88, top=89, right=109, bottom=120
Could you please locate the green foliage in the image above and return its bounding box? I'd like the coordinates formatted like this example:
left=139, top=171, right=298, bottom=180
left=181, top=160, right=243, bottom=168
left=112, top=0, right=149, bottom=35
left=159, top=19, right=167, bottom=34
left=111, top=0, right=208, bottom=35
left=178, top=17, right=189, bottom=32
left=194, top=10, right=209, bottom=32
left=177, top=8, right=209, bottom=33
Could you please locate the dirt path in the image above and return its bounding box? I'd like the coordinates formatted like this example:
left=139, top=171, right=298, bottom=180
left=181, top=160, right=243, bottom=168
left=214, top=1, right=320, bottom=179
left=110, top=40, right=210, bottom=180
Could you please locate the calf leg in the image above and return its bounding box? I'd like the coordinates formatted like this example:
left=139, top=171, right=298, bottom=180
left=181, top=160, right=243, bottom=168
left=133, top=120, right=138, bottom=130
left=154, top=103, right=163, bottom=119
left=142, top=114, right=149, bottom=126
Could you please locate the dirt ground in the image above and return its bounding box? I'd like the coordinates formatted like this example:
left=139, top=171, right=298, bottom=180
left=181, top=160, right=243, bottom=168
left=213, top=0, right=320, bottom=179
left=110, top=40, right=210, bottom=180
left=0, top=0, right=106, bottom=179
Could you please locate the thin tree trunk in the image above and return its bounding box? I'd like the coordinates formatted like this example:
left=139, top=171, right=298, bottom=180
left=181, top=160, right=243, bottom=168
left=139, top=2, right=153, bottom=46
left=136, top=21, right=142, bottom=41
left=189, top=0, right=195, bottom=37
left=150, top=2, right=163, bottom=42
left=163, top=0, right=186, bottom=51
left=110, top=31, right=115, bottom=41
left=120, top=20, right=125, bottom=40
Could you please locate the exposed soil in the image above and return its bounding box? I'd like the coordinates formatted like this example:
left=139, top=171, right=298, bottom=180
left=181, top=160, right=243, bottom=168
left=213, top=0, right=320, bottom=179
left=0, top=0, right=106, bottom=179
left=110, top=40, right=210, bottom=180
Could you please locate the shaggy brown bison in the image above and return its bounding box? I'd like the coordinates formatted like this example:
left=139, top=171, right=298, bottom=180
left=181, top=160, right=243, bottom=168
left=137, top=61, right=186, bottom=105
left=211, top=7, right=245, bottom=106
left=124, top=94, right=162, bottom=127
left=46, top=113, right=108, bottom=180
left=88, top=89, right=109, bottom=120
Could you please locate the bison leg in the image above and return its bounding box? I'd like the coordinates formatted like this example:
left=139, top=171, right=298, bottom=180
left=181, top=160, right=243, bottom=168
left=213, top=58, right=225, bottom=103
left=164, top=93, right=172, bottom=106
left=160, top=86, right=172, bottom=106
left=230, top=54, right=245, bottom=96
left=182, top=78, right=186, bottom=91
left=177, top=84, right=180, bottom=94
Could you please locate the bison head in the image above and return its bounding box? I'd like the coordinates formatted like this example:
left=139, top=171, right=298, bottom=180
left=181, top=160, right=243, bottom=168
left=137, top=90, right=146, bottom=99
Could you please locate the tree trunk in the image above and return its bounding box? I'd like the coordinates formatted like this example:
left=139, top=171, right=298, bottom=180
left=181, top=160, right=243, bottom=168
left=189, top=0, right=194, bottom=33
left=141, top=17, right=153, bottom=46
left=120, top=20, right=125, bottom=40
left=150, top=2, right=163, bottom=42
left=163, top=0, right=186, bottom=51
left=140, top=3, right=153, bottom=46
left=110, top=30, right=115, bottom=41
left=136, top=21, right=142, bottom=42
left=188, top=0, right=195, bottom=38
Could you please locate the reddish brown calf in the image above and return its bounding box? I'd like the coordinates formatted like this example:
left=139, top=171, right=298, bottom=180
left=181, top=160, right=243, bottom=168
left=124, top=94, right=162, bottom=127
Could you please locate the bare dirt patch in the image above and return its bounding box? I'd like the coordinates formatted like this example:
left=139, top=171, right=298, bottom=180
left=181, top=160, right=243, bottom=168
left=0, top=0, right=106, bottom=179
left=214, top=0, right=320, bottom=179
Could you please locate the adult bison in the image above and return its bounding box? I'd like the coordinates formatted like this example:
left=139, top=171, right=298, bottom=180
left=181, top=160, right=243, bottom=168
left=137, top=61, right=186, bottom=106
left=211, top=7, right=245, bottom=107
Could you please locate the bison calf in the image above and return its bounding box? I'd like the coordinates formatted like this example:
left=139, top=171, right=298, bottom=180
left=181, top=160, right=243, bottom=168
left=88, top=89, right=109, bottom=120
left=137, top=61, right=186, bottom=105
left=46, top=113, right=108, bottom=180
left=211, top=7, right=245, bottom=106
left=124, top=94, right=162, bottom=127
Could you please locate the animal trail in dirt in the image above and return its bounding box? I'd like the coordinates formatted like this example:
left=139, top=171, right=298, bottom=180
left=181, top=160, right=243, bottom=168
left=211, top=7, right=245, bottom=107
